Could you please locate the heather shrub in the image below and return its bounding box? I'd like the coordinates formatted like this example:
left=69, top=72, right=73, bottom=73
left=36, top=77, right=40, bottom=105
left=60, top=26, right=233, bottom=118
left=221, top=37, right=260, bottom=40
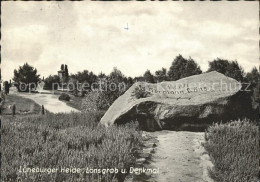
left=0, top=91, right=5, bottom=113
left=1, top=112, right=142, bottom=182
left=82, top=90, right=116, bottom=111
left=132, top=85, right=151, bottom=99
left=82, top=91, right=106, bottom=111
left=204, top=119, right=259, bottom=182
left=9, top=111, right=104, bottom=129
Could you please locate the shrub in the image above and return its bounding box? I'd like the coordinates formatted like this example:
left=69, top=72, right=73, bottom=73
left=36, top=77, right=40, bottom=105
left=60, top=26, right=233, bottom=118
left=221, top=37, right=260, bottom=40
left=58, top=93, right=70, bottom=101
left=132, top=85, right=151, bottom=99
left=204, top=119, right=259, bottom=182
left=2, top=112, right=142, bottom=182
left=82, top=91, right=102, bottom=111
left=82, top=91, right=114, bottom=111
left=0, top=91, right=6, bottom=113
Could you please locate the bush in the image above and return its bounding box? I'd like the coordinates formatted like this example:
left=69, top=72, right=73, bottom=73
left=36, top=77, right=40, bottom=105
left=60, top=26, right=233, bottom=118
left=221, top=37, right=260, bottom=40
left=58, top=93, right=70, bottom=101
left=0, top=91, right=6, bottom=113
left=132, top=85, right=151, bottom=99
left=82, top=91, right=111, bottom=111
left=2, top=112, right=142, bottom=182
left=204, top=119, right=259, bottom=182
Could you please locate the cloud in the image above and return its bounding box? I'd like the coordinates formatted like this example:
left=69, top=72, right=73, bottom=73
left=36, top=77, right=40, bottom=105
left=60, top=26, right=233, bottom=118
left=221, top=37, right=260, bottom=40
left=1, top=1, right=259, bottom=81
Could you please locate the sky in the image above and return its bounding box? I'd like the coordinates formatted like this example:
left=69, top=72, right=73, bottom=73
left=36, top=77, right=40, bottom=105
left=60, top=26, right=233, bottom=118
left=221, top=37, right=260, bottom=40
left=1, top=1, right=259, bottom=81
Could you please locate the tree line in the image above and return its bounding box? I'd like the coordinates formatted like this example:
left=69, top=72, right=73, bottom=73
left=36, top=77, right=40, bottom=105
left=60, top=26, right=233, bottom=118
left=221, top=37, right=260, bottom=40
left=3, top=54, right=258, bottom=111
left=6, top=54, right=259, bottom=96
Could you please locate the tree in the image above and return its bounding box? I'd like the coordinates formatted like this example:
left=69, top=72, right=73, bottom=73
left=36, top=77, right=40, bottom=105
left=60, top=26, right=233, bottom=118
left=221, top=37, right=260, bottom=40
left=127, top=77, right=134, bottom=86
left=0, top=68, right=1, bottom=91
left=61, top=64, right=65, bottom=71
left=70, top=70, right=98, bottom=95
left=4, top=81, right=10, bottom=95
left=64, top=64, right=69, bottom=82
left=44, top=75, right=60, bottom=90
left=71, top=70, right=90, bottom=83
left=245, top=67, right=260, bottom=110
left=98, top=72, right=106, bottom=79
left=208, top=58, right=245, bottom=81
left=70, top=70, right=98, bottom=89
left=133, top=76, right=145, bottom=82
left=108, top=67, right=127, bottom=96
left=168, top=55, right=202, bottom=81
left=88, top=71, right=98, bottom=85
left=245, top=67, right=259, bottom=87
left=155, top=68, right=168, bottom=82
left=143, top=70, right=155, bottom=83
left=88, top=67, right=128, bottom=109
left=68, top=77, right=79, bottom=96
left=109, top=67, right=126, bottom=83
left=13, top=63, right=40, bottom=91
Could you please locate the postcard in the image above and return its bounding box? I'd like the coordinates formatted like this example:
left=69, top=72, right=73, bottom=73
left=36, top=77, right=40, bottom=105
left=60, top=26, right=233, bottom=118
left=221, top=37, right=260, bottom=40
left=1, top=1, right=259, bottom=182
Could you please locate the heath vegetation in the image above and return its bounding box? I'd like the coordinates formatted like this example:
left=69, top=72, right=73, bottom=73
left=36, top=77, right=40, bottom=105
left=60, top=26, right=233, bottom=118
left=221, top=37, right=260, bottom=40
left=204, top=119, right=259, bottom=182
left=1, top=112, right=142, bottom=182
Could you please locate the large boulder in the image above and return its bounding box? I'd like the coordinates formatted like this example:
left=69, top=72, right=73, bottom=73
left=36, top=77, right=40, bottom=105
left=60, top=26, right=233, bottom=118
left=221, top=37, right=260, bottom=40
left=100, top=71, right=249, bottom=131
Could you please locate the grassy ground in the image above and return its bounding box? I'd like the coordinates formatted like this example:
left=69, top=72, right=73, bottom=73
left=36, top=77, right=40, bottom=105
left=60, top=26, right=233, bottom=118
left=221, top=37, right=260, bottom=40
left=2, top=111, right=142, bottom=182
left=50, top=90, right=84, bottom=111
left=64, top=95, right=83, bottom=111
left=203, top=119, right=259, bottom=182
left=2, top=94, right=42, bottom=116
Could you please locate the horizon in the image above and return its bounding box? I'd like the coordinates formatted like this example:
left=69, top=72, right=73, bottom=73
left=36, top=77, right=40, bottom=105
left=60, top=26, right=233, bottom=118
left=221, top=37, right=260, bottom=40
left=1, top=1, right=259, bottom=81
left=2, top=56, right=259, bottom=82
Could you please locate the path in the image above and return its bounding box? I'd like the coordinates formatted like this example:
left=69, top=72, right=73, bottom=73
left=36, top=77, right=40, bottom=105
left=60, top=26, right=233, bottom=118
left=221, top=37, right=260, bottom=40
left=134, top=131, right=213, bottom=182
left=17, top=92, right=79, bottom=113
